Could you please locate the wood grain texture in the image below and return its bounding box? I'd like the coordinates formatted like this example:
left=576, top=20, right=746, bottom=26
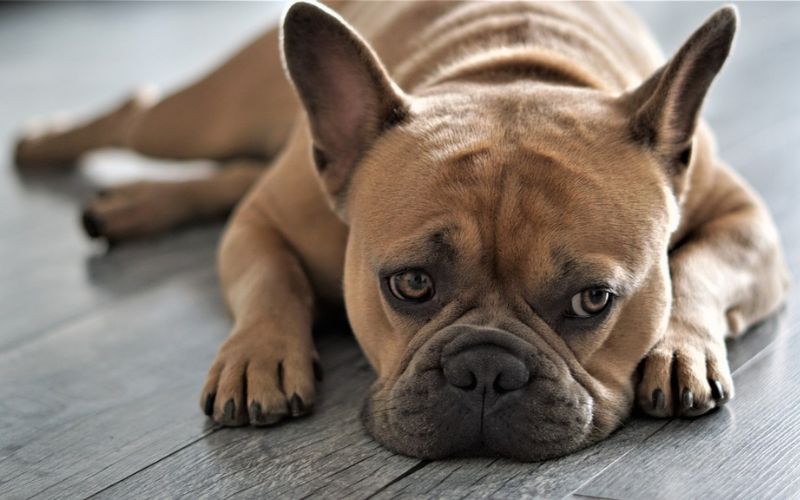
left=0, top=271, right=225, bottom=499
left=0, top=2, right=798, bottom=499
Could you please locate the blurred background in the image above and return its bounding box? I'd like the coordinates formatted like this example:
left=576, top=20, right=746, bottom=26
left=1, top=2, right=799, bottom=498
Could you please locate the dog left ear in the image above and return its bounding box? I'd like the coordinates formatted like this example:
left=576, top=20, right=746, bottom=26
left=281, top=1, right=409, bottom=209
left=625, top=6, right=737, bottom=175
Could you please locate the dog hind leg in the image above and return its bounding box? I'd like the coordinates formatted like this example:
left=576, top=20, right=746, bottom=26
left=15, top=24, right=298, bottom=167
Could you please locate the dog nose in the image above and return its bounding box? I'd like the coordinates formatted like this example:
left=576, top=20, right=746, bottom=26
left=442, top=344, right=530, bottom=394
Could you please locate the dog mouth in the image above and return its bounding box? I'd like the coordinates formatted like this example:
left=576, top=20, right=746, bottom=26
left=361, top=326, right=596, bottom=461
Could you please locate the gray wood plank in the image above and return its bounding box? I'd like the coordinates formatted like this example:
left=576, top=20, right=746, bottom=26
left=0, top=225, right=220, bottom=352
left=0, top=270, right=225, bottom=499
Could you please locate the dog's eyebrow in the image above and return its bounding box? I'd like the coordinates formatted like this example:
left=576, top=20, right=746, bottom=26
left=549, top=249, right=631, bottom=295
left=374, top=227, right=458, bottom=273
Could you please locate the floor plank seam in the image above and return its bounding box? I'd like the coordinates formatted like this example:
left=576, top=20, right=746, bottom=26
left=730, top=320, right=800, bottom=377
left=563, top=420, right=671, bottom=500
left=82, top=426, right=219, bottom=500
left=363, top=460, right=429, bottom=499
left=0, top=265, right=217, bottom=357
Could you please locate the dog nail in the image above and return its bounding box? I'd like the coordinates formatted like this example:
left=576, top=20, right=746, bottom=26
left=709, top=379, right=726, bottom=402
left=289, top=393, right=306, bottom=417
left=224, top=399, right=236, bottom=421
left=313, top=360, right=324, bottom=382
left=681, top=388, right=694, bottom=410
left=250, top=401, right=263, bottom=422
left=204, top=393, right=215, bottom=416
left=81, top=210, right=103, bottom=238
left=652, top=388, right=665, bottom=411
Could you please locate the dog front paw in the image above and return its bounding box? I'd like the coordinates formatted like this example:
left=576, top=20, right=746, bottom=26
left=637, top=321, right=733, bottom=418
left=199, top=328, right=322, bottom=427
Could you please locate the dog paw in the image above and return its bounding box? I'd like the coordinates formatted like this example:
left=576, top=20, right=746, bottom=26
left=14, top=114, right=78, bottom=169
left=199, top=329, right=322, bottom=427
left=14, top=86, right=158, bottom=169
left=81, top=182, right=189, bottom=242
left=637, top=321, right=733, bottom=418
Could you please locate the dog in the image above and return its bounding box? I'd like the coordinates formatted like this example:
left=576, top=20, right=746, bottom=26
left=14, top=1, right=788, bottom=460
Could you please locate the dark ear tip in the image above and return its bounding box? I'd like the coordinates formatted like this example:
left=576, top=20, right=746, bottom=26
left=713, top=5, right=739, bottom=33
left=284, top=1, right=336, bottom=28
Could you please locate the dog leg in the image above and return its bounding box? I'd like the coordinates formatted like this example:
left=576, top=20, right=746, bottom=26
left=199, top=198, right=319, bottom=427
left=81, top=160, right=263, bottom=242
left=14, top=87, right=159, bottom=169
left=15, top=24, right=298, bottom=167
left=638, top=165, right=788, bottom=418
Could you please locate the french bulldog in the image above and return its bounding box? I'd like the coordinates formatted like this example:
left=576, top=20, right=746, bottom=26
left=14, top=1, right=788, bottom=460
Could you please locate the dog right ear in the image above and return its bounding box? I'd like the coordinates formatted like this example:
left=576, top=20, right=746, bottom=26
left=281, top=1, right=409, bottom=207
left=624, top=7, right=737, bottom=182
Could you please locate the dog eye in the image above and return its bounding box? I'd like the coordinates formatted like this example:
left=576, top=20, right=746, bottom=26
left=388, top=270, right=434, bottom=302
left=568, top=289, right=611, bottom=318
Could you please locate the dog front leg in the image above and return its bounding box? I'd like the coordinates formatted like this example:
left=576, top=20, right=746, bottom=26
left=200, top=205, right=320, bottom=426
left=638, top=165, right=789, bottom=418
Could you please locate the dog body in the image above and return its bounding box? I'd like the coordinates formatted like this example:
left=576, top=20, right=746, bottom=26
left=15, top=2, right=788, bottom=460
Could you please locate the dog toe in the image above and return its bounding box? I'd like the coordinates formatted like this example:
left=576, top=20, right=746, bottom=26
left=637, top=348, right=674, bottom=417
left=246, top=361, right=290, bottom=426
left=212, top=363, right=250, bottom=426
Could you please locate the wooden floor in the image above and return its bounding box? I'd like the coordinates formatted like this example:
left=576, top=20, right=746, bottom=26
left=2, top=2, right=799, bottom=498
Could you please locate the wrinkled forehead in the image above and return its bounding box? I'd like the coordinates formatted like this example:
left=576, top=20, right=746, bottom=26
left=356, top=149, right=659, bottom=275
left=349, top=88, right=672, bottom=273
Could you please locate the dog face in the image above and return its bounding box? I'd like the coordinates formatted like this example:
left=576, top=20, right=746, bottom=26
left=282, top=3, right=736, bottom=459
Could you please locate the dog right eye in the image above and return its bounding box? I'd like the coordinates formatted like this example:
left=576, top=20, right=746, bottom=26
left=388, top=270, right=435, bottom=302
left=567, top=288, right=612, bottom=318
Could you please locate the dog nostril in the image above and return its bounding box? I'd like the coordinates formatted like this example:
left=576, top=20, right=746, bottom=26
left=493, top=369, right=529, bottom=394
left=454, top=372, right=477, bottom=391
left=443, top=363, right=478, bottom=391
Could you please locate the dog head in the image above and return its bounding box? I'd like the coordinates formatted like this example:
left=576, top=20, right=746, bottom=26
left=281, top=2, right=737, bottom=460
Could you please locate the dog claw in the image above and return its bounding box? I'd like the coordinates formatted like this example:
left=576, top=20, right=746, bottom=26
left=681, top=388, right=694, bottom=410
left=250, top=401, right=263, bottom=421
left=289, top=393, right=306, bottom=417
left=709, top=379, right=726, bottom=403
left=652, top=388, right=665, bottom=411
left=203, top=393, right=215, bottom=416
left=224, top=399, right=236, bottom=421
left=81, top=210, right=103, bottom=238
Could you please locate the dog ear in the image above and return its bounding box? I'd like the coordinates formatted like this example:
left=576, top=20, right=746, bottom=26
left=281, top=1, right=409, bottom=204
left=625, top=6, right=736, bottom=175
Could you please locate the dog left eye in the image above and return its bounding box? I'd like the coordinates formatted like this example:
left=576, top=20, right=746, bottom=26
left=388, top=270, right=435, bottom=302
left=568, top=289, right=612, bottom=318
